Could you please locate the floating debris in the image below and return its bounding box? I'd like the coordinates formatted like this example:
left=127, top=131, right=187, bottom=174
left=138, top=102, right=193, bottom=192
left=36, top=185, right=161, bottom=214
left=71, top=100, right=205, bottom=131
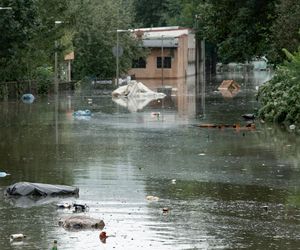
left=146, top=195, right=159, bottom=201
left=196, top=123, right=256, bottom=130
left=289, top=124, right=296, bottom=130
left=162, top=207, right=169, bottom=213
left=5, top=182, right=79, bottom=196
left=73, top=110, right=92, bottom=117
left=0, top=171, right=11, bottom=177
left=56, top=203, right=72, bottom=209
left=59, top=215, right=105, bottom=230
left=218, top=80, right=240, bottom=98
left=242, top=114, right=255, bottom=120
left=10, top=234, right=26, bottom=242
left=151, top=112, right=160, bottom=117
left=73, top=203, right=89, bottom=213
left=51, top=240, right=58, bottom=250
left=99, top=231, right=108, bottom=243
left=21, top=94, right=35, bottom=104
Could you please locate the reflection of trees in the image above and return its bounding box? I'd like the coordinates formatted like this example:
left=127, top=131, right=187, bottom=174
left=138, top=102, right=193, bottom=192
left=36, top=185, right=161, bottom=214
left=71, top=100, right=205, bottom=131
left=157, top=180, right=287, bottom=203
left=137, top=124, right=300, bottom=249
left=0, top=98, right=75, bottom=185
left=254, top=124, right=300, bottom=166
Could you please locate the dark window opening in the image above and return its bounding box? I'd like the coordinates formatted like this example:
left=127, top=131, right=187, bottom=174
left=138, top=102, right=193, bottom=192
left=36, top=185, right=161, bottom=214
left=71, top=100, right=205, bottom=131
left=132, top=58, right=146, bottom=68
left=157, top=57, right=172, bottom=68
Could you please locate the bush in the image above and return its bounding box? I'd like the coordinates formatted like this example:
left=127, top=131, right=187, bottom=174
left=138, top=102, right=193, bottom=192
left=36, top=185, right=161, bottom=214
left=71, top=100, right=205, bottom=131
left=34, top=66, right=54, bottom=95
left=257, top=48, right=300, bottom=125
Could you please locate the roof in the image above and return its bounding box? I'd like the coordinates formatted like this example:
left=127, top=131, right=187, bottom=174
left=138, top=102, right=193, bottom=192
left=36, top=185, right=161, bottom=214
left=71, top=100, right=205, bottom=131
left=143, top=38, right=179, bottom=48
left=64, top=51, right=74, bottom=61
left=134, top=26, right=190, bottom=39
left=218, top=80, right=240, bottom=90
left=133, top=26, right=191, bottom=48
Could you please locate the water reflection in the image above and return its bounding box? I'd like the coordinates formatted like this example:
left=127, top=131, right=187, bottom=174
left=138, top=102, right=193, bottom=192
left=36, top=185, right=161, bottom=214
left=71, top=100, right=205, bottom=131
left=4, top=195, right=62, bottom=208
left=0, top=71, right=299, bottom=250
left=112, top=96, right=164, bottom=112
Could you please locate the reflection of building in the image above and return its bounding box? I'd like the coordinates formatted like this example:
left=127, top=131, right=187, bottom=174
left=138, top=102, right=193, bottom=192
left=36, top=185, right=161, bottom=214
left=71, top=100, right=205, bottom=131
left=128, top=27, right=196, bottom=91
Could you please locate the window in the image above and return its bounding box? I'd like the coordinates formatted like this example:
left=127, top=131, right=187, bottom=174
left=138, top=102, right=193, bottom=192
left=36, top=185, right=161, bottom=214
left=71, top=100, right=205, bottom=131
left=132, top=58, right=146, bottom=68
left=157, top=57, right=172, bottom=68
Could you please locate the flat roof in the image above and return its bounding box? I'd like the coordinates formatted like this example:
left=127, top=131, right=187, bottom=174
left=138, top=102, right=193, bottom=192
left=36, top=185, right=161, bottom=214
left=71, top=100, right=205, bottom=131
left=143, top=38, right=179, bottom=48
left=133, top=26, right=191, bottom=39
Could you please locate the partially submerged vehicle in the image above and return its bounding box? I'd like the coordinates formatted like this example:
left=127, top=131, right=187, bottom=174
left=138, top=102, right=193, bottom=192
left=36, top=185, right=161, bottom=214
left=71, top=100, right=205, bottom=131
left=5, top=182, right=79, bottom=196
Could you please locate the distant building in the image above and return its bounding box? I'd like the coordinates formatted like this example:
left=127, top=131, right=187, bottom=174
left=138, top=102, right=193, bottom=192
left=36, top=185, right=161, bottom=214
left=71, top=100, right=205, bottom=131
left=64, top=52, right=74, bottom=82
left=128, top=27, right=196, bottom=90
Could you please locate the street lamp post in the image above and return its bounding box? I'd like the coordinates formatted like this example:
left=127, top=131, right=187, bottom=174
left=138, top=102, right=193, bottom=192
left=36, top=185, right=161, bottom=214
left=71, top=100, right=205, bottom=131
left=54, top=21, right=63, bottom=95
left=116, top=30, right=120, bottom=87
left=115, top=29, right=132, bottom=86
left=54, top=21, right=62, bottom=145
left=161, top=35, right=164, bottom=87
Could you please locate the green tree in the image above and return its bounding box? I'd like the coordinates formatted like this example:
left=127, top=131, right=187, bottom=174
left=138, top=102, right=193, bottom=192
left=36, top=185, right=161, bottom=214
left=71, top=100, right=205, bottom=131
left=0, top=0, right=71, bottom=87
left=267, top=0, right=300, bottom=64
left=166, top=0, right=200, bottom=27
left=0, top=0, right=41, bottom=81
left=195, top=0, right=277, bottom=63
left=133, top=0, right=169, bottom=27
left=72, top=0, right=144, bottom=80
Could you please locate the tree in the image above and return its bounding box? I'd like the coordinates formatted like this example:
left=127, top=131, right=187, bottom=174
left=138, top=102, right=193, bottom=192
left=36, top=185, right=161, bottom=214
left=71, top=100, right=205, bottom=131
left=133, top=0, right=169, bottom=27
left=195, top=0, right=277, bottom=63
left=0, top=0, right=41, bottom=81
left=0, top=0, right=71, bottom=86
left=267, top=0, right=300, bottom=64
left=166, top=0, right=200, bottom=28
left=72, top=0, right=144, bottom=80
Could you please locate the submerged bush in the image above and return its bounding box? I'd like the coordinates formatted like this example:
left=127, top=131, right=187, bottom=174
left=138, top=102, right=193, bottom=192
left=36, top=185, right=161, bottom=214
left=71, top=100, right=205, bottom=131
left=257, top=48, right=300, bottom=125
left=34, top=66, right=54, bottom=94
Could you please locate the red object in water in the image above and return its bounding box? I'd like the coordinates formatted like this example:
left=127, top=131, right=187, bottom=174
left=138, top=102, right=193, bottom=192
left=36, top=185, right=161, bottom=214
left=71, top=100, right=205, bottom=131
left=99, top=231, right=108, bottom=243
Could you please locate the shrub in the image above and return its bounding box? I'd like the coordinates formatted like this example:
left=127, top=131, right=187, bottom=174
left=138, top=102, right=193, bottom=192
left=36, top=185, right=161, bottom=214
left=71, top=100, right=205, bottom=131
left=257, top=48, right=300, bottom=125
left=34, top=66, right=54, bottom=95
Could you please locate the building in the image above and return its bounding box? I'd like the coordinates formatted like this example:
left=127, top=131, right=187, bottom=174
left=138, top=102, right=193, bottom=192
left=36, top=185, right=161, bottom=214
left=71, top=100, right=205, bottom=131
left=128, top=26, right=196, bottom=91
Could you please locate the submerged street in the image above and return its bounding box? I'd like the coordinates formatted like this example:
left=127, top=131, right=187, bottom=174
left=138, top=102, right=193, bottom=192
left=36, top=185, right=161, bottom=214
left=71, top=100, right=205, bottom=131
left=0, top=71, right=299, bottom=250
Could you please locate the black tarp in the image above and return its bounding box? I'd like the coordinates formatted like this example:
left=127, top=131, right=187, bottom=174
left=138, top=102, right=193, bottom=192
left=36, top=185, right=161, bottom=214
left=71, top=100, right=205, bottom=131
left=5, top=182, right=79, bottom=196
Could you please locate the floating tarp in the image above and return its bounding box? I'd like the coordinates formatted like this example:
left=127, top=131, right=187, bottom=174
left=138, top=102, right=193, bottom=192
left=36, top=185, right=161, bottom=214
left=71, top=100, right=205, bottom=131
left=112, top=81, right=166, bottom=112
left=5, top=182, right=79, bottom=196
left=112, top=80, right=166, bottom=99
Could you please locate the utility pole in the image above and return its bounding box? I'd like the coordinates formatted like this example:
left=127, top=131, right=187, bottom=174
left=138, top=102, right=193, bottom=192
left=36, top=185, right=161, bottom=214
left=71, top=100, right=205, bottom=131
left=161, top=35, right=164, bottom=87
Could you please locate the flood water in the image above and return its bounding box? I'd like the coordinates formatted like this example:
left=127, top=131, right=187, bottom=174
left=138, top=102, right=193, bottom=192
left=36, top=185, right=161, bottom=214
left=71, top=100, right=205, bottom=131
left=0, top=71, right=299, bottom=250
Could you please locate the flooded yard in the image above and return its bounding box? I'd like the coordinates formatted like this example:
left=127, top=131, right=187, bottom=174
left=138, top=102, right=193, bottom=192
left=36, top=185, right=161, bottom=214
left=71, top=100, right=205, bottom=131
left=0, top=71, right=299, bottom=249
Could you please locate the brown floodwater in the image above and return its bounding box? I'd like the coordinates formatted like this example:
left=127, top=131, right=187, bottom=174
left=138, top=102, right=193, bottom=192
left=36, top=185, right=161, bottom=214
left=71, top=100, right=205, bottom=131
left=0, top=71, right=299, bottom=250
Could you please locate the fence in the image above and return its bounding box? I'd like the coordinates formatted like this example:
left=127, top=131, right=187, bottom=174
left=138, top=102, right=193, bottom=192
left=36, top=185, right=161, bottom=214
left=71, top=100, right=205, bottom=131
left=0, top=80, right=76, bottom=100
